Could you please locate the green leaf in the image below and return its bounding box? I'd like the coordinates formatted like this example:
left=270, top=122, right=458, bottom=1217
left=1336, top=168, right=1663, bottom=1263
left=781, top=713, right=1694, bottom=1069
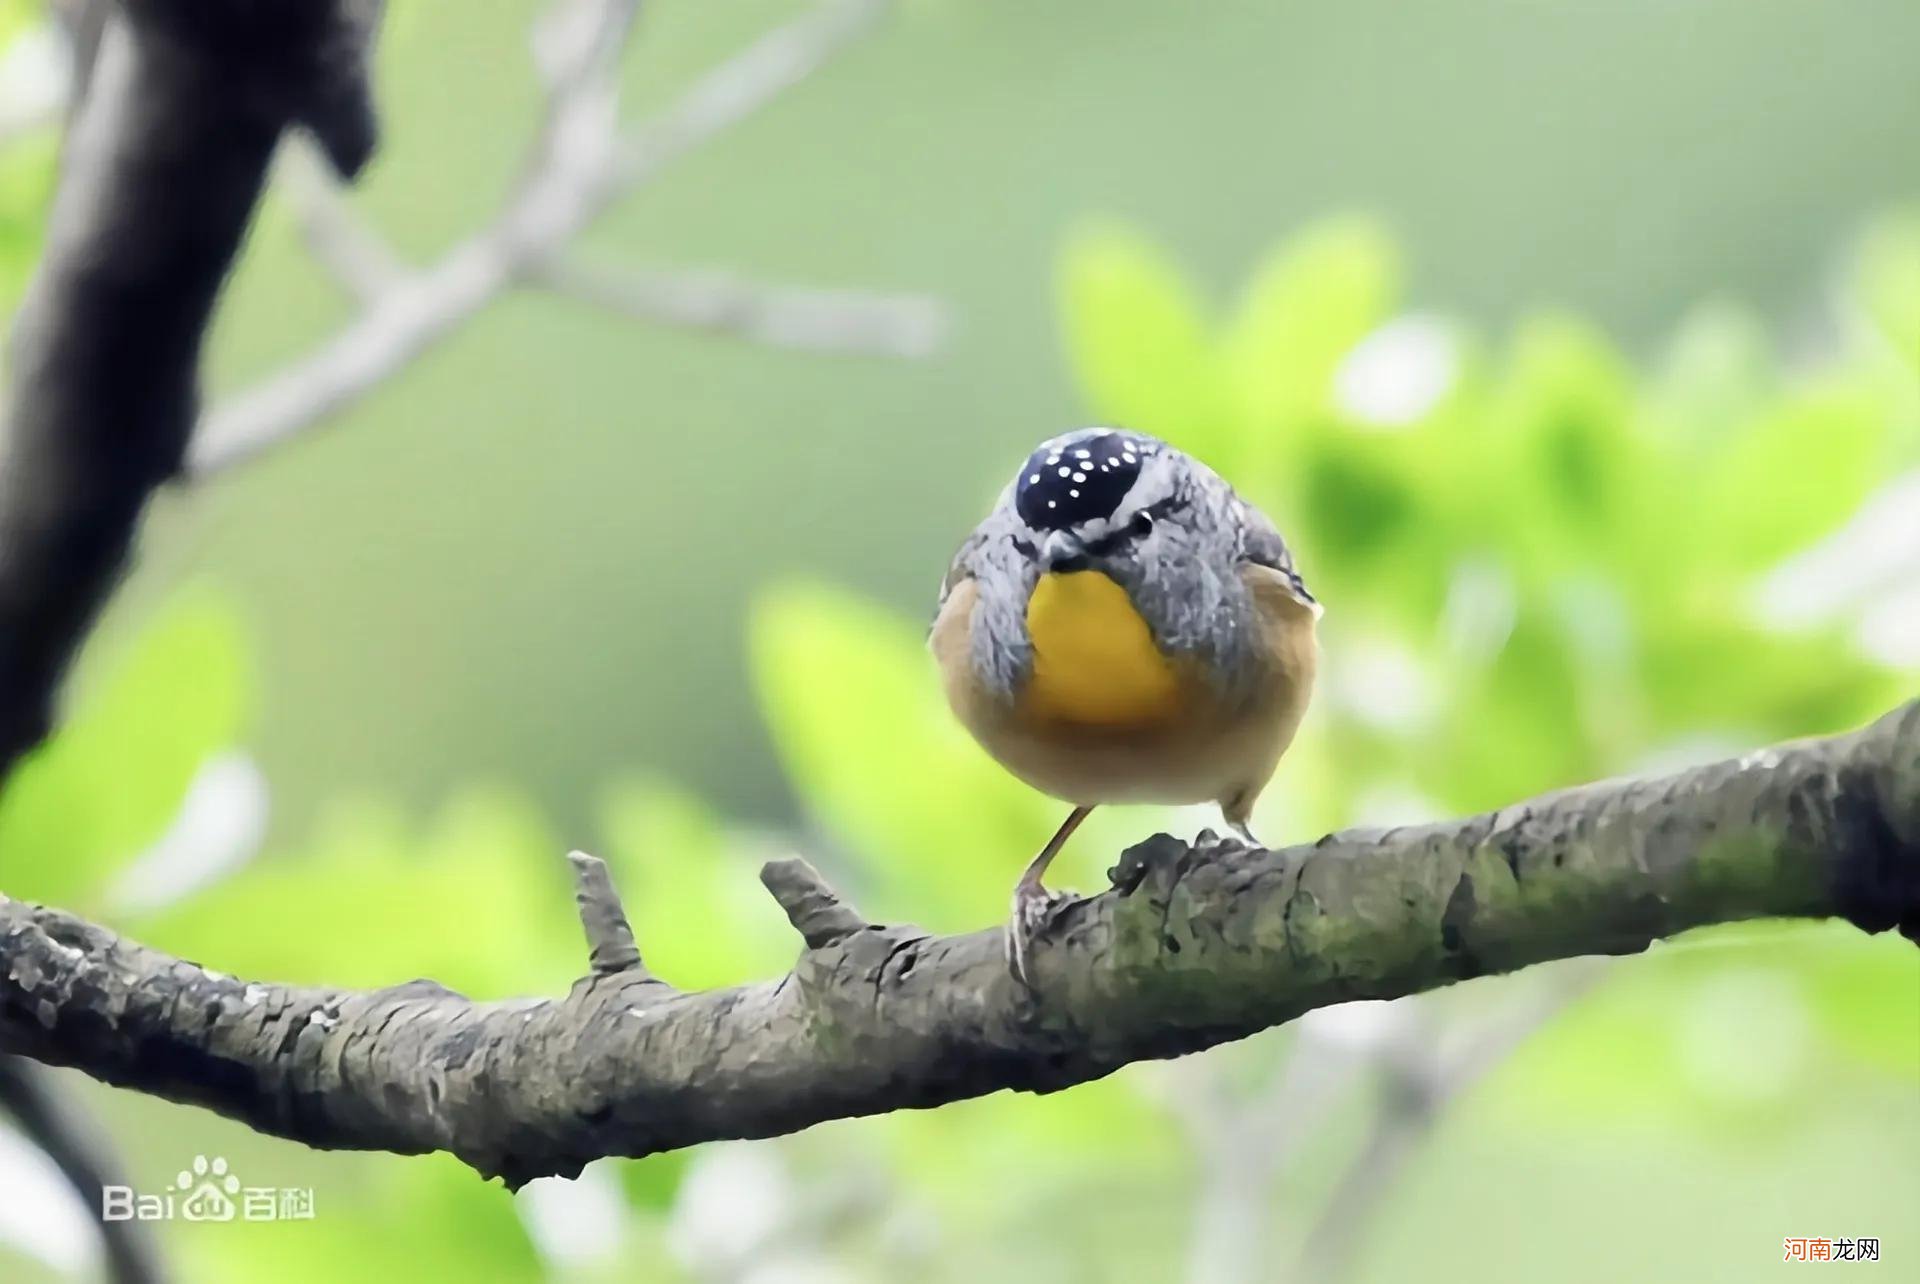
left=1056, top=222, right=1226, bottom=450
left=1292, top=429, right=1440, bottom=625
left=0, top=593, right=251, bottom=911
left=179, top=1153, right=540, bottom=1284
left=751, top=583, right=1058, bottom=930
left=1496, top=922, right=1918, bottom=1143
left=1490, top=316, right=1644, bottom=571
left=0, top=126, right=55, bottom=321
left=1792, top=920, right=1920, bottom=1078
left=1640, top=614, right=1900, bottom=742
left=1651, top=303, right=1772, bottom=452
left=597, top=777, right=796, bottom=990
left=138, top=788, right=579, bottom=998
left=1696, top=377, right=1894, bottom=573
left=1226, top=216, right=1400, bottom=441
left=617, top=1151, right=691, bottom=1214
left=0, top=1, right=36, bottom=48
left=1851, top=210, right=1920, bottom=373
left=874, top=1068, right=1184, bottom=1215
left=1417, top=604, right=1597, bottom=811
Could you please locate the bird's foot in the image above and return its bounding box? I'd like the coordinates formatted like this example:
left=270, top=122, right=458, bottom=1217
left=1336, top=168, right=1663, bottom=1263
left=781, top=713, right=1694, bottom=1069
left=1226, top=819, right=1262, bottom=851
left=1006, top=879, right=1068, bottom=989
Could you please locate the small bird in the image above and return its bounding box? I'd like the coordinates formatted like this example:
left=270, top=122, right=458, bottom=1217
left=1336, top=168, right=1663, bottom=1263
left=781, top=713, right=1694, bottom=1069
left=931, top=428, right=1321, bottom=984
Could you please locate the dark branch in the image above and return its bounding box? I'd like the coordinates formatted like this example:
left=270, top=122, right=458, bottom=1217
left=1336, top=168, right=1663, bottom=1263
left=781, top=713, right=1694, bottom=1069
left=0, top=1057, right=168, bottom=1284
left=0, top=0, right=381, bottom=781
left=0, top=702, right=1912, bottom=1189
left=0, top=6, right=381, bottom=1275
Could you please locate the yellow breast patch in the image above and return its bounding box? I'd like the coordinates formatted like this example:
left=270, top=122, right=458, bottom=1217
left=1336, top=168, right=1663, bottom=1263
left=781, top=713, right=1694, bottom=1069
left=1023, top=570, right=1182, bottom=728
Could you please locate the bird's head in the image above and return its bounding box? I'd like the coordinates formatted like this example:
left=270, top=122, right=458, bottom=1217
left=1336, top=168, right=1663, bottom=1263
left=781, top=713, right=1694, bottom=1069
left=1009, top=428, right=1201, bottom=577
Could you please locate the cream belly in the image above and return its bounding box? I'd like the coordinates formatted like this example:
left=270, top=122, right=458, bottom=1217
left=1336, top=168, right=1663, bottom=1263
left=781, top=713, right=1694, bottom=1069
left=932, top=566, right=1317, bottom=815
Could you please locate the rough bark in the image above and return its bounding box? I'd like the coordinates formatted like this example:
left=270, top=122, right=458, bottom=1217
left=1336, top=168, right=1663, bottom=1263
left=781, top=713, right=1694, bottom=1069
left=0, top=0, right=379, bottom=779
left=1, top=701, right=1913, bottom=1189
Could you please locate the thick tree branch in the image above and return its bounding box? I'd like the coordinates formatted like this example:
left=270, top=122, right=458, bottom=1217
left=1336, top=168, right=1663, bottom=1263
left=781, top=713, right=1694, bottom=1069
left=0, top=7, right=381, bottom=1277
left=0, top=0, right=380, bottom=780
left=0, top=702, right=1913, bottom=1189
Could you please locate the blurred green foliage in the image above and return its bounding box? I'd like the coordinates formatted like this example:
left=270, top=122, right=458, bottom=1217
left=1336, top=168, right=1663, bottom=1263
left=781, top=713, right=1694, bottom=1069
left=0, top=596, right=249, bottom=915
left=1057, top=213, right=1915, bottom=819
left=0, top=132, right=52, bottom=323
left=118, top=0, right=1920, bottom=845
left=748, top=211, right=1920, bottom=1167
left=0, top=0, right=1914, bottom=1257
left=2, top=208, right=1912, bottom=1281
left=0, top=0, right=52, bottom=316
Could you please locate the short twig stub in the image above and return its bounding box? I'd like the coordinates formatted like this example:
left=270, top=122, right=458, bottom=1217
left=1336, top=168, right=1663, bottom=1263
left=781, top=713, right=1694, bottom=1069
left=760, top=857, right=870, bottom=949
left=566, top=850, right=645, bottom=976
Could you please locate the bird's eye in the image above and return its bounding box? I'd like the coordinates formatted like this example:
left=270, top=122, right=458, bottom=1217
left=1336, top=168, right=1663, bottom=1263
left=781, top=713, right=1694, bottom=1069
left=1130, top=510, right=1155, bottom=537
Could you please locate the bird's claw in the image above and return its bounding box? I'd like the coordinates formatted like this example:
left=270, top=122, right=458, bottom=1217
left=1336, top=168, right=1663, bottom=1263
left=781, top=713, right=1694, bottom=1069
left=1006, top=881, right=1067, bottom=989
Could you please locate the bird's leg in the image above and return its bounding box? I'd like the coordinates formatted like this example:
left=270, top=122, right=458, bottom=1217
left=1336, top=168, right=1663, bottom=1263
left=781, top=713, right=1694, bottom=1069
left=1221, top=790, right=1263, bottom=851
left=1007, top=804, right=1093, bottom=987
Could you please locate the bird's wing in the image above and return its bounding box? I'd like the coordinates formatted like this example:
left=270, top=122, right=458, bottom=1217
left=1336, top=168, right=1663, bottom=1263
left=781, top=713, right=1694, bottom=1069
left=935, top=496, right=1034, bottom=608
left=937, top=532, right=980, bottom=603
left=1232, top=497, right=1320, bottom=614
left=931, top=522, right=996, bottom=634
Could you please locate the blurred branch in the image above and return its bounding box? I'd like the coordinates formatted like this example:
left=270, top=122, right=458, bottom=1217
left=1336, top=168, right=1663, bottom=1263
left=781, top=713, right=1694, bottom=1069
left=1288, top=963, right=1607, bottom=1283
left=187, top=0, right=638, bottom=473
left=608, top=0, right=886, bottom=186
left=0, top=704, right=1912, bottom=1188
left=0, top=9, right=379, bottom=1283
left=190, top=0, right=936, bottom=476
left=0, top=0, right=380, bottom=782
left=535, top=258, right=947, bottom=357
left=1174, top=965, right=1601, bottom=1284
left=0, top=1058, right=168, bottom=1284
left=277, top=134, right=407, bottom=305
left=1166, top=1031, right=1360, bottom=1284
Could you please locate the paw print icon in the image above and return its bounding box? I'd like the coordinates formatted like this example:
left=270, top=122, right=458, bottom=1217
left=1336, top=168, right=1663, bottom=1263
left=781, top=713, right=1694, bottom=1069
left=176, top=1155, right=241, bottom=1223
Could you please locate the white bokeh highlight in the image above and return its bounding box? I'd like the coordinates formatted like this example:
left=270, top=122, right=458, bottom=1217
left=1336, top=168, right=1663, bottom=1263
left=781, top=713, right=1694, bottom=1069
left=108, top=753, right=269, bottom=916
left=1333, top=317, right=1459, bottom=428
left=0, top=1123, right=98, bottom=1278
left=516, top=1161, right=630, bottom=1269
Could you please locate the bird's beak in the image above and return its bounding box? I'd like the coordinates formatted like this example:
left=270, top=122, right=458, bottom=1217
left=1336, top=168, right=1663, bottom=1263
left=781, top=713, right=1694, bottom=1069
left=1041, top=530, right=1090, bottom=573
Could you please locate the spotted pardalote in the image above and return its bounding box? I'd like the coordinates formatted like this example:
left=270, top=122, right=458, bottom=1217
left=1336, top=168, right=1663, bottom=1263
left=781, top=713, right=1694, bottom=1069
left=931, top=427, right=1320, bottom=985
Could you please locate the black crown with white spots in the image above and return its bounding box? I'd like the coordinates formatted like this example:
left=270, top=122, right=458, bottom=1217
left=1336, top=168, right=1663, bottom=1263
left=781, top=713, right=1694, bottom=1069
left=1014, top=431, right=1160, bottom=531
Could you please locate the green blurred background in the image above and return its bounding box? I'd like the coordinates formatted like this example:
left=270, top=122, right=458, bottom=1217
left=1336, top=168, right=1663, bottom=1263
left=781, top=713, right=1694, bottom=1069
left=1, top=0, right=1917, bottom=1281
